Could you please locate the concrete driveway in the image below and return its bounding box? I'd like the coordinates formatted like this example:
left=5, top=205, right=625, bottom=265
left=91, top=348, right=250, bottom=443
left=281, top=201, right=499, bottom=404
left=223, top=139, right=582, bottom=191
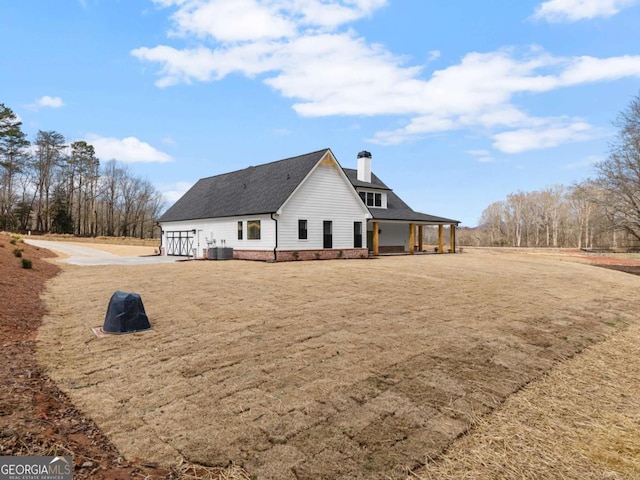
left=25, top=239, right=179, bottom=266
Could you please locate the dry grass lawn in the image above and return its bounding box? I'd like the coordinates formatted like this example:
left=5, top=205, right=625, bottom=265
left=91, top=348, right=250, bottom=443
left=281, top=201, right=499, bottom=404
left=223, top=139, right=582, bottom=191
left=36, top=249, right=640, bottom=479
left=413, top=316, right=640, bottom=480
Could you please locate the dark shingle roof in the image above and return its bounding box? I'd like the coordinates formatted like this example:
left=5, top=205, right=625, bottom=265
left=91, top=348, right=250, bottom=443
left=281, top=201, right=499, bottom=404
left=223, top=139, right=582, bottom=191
left=159, top=149, right=329, bottom=222
left=342, top=169, right=391, bottom=190
left=159, top=148, right=459, bottom=225
left=343, top=168, right=459, bottom=224
left=371, top=189, right=459, bottom=223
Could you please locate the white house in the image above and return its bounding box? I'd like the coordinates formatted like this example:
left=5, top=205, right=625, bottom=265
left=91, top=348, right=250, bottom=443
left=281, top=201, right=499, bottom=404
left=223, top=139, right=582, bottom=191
left=158, top=149, right=459, bottom=261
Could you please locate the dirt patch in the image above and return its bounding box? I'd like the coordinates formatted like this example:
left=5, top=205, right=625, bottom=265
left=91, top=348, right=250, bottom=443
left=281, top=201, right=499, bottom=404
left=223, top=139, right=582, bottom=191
left=36, top=249, right=640, bottom=479
left=596, top=264, right=640, bottom=276
left=0, top=233, right=144, bottom=478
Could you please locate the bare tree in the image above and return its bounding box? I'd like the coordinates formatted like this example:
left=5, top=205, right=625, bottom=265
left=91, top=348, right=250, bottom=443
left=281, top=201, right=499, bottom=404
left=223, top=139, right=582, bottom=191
left=593, top=92, right=640, bottom=243
left=479, top=201, right=508, bottom=246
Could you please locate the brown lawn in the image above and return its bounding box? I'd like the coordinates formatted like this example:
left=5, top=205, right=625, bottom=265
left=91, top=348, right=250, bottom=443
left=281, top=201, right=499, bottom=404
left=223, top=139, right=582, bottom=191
left=36, top=249, right=640, bottom=479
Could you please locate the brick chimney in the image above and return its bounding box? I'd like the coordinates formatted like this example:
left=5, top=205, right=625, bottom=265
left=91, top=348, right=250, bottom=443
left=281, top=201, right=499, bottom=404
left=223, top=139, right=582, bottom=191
left=357, top=151, right=372, bottom=183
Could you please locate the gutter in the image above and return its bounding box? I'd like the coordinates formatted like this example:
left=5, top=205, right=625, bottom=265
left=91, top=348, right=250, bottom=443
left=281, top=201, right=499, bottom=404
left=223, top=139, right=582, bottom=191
left=271, top=212, right=278, bottom=262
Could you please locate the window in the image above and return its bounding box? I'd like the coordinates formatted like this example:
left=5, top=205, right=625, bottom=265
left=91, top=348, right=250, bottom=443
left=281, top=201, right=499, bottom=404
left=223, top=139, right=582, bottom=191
left=248, top=220, right=261, bottom=240
left=237, top=221, right=243, bottom=240
left=298, top=219, right=308, bottom=240
left=323, top=221, right=332, bottom=249
left=354, top=222, right=362, bottom=248
left=361, top=191, right=383, bottom=207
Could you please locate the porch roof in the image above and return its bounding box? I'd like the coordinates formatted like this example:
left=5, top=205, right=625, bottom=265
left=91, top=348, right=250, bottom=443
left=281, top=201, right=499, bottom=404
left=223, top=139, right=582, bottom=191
left=370, top=191, right=460, bottom=224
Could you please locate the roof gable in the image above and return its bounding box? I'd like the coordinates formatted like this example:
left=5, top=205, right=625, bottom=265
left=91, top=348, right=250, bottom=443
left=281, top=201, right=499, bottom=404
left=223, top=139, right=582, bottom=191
left=159, top=149, right=329, bottom=222
left=277, top=151, right=372, bottom=218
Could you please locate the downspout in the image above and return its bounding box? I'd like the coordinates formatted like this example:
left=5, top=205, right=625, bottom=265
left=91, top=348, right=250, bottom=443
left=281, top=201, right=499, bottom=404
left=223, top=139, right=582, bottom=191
left=156, top=222, right=163, bottom=256
left=271, top=212, right=278, bottom=262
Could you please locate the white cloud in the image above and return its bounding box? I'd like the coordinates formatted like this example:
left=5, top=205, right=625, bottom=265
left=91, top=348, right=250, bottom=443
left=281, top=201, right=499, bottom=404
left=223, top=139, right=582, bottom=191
left=162, top=135, right=178, bottom=146
left=134, top=1, right=640, bottom=153
left=160, top=181, right=194, bottom=204
left=466, top=149, right=494, bottom=163
left=169, top=0, right=296, bottom=42
left=492, top=120, right=593, bottom=153
left=559, top=54, right=640, bottom=84
left=427, top=50, right=441, bottom=61
left=29, top=95, right=65, bottom=110
left=532, top=0, right=636, bottom=22
left=86, top=134, right=173, bottom=163
left=155, top=0, right=387, bottom=39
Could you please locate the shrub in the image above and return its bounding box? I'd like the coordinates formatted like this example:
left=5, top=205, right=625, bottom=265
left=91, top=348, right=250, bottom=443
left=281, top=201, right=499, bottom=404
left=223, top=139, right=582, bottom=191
left=13, top=248, right=23, bottom=258
left=10, top=238, right=17, bottom=245
left=21, top=258, right=32, bottom=269
left=314, top=252, right=321, bottom=260
left=338, top=250, right=344, bottom=258
left=292, top=250, right=300, bottom=260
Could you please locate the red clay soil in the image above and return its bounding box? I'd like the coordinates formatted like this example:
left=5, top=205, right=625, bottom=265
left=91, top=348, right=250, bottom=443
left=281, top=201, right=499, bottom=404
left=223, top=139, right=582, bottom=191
left=0, top=234, right=168, bottom=479
left=576, top=251, right=640, bottom=274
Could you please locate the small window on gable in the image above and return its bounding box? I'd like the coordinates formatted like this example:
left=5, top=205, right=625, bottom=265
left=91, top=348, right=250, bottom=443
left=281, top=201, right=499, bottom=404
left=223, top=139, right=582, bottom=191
left=362, top=191, right=383, bottom=207
left=298, top=219, right=308, bottom=240
left=248, top=220, right=261, bottom=240
left=237, top=221, right=243, bottom=240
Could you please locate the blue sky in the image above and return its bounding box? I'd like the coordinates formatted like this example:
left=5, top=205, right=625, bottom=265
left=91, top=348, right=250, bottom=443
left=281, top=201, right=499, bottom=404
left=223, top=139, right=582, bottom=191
left=2, top=0, right=639, bottom=226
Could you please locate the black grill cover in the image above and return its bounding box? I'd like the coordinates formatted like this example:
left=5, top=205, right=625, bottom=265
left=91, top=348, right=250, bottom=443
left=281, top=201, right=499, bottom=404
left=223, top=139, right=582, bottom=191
left=103, top=291, right=151, bottom=334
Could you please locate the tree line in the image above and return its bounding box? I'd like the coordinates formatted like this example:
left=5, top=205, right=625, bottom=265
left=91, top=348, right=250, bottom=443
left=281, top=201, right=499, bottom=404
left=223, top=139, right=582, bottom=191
left=0, top=103, right=164, bottom=238
left=464, top=93, right=640, bottom=250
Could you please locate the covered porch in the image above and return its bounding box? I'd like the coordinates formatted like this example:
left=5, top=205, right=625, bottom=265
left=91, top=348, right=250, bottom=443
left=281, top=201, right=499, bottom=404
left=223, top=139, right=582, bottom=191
left=367, top=220, right=460, bottom=256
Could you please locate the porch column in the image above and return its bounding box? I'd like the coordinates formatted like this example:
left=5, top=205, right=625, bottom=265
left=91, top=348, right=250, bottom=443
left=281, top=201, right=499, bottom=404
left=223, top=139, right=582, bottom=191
left=372, top=221, right=379, bottom=255
left=438, top=224, right=444, bottom=254
left=418, top=225, right=424, bottom=252
left=409, top=223, right=415, bottom=254
left=450, top=224, right=456, bottom=253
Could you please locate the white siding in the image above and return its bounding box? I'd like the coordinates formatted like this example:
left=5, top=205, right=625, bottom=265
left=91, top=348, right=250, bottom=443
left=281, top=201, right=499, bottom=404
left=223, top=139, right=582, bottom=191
left=369, top=222, right=410, bottom=250
left=161, top=213, right=275, bottom=258
left=278, top=161, right=369, bottom=250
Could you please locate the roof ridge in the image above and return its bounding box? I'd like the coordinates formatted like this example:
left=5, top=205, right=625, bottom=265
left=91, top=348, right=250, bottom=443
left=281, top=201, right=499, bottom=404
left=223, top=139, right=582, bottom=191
left=198, top=148, right=331, bottom=181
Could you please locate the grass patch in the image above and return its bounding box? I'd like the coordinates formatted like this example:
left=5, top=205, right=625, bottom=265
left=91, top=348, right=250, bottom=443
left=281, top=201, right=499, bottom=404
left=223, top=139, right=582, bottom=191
left=37, top=251, right=640, bottom=479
